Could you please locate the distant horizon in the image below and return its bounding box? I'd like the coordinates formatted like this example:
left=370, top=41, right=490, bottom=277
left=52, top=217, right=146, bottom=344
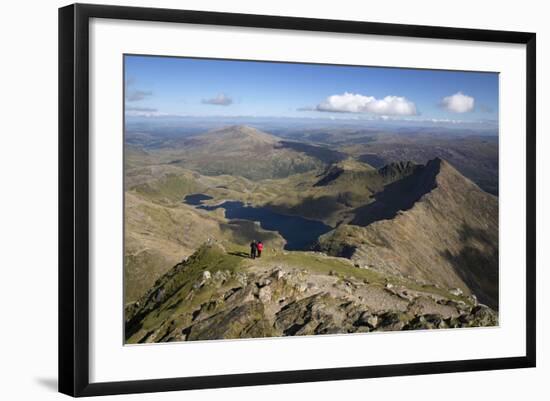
left=124, top=55, right=499, bottom=132
left=125, top=114, right=499, bottom=136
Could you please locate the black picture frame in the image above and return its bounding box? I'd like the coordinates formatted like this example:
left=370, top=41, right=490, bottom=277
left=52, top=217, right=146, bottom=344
left=59, top=3, right=536, bottom=397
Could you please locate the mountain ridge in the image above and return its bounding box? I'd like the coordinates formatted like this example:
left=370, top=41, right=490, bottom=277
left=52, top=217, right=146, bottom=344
left=125, top=243, right=497, bottom=343
left=318, top=157, right=499, bottom=309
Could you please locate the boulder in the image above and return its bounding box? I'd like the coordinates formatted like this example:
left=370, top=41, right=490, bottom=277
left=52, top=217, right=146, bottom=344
left=258, top=286, right=273, bottom=303
left=470, top=305, right=498, bottom=326
left=356, top=311, right=379, bottom=328
left=377, top=311, right=409, bottom=331
left=449, top=287, right=463, bottom=296
left=271, top=268, right=285, bottom=280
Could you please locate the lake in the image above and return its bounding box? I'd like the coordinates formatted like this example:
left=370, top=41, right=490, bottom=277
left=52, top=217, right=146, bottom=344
left=183, top=193, right=213, bottom=205
left=184, top=194, right=332, bottom=250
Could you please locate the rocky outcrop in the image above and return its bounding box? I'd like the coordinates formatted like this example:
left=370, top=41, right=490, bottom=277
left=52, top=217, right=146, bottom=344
left=125, top=244, right=498, bottom=344
left=378, top=160, right=420, bottom=183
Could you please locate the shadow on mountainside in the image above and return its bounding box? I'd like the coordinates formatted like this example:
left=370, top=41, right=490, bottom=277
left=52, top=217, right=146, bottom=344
left=228, top=251, right=250, bottom=258
left=441, top=223, right=499, bottom=310
left=350, top=159, right=441, bottom=227
left=267, top=194, right=348, bottom=220
left=276, top=141, right=347, bottom=164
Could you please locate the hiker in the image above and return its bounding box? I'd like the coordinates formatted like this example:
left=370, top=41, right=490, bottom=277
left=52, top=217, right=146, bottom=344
left=250, top=240, right=257, bottom=259
left=257, top=241, right=264, bottom=258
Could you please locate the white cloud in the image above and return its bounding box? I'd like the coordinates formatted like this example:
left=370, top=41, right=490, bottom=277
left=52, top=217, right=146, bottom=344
left=202, top=93, right=233, bottom=106
left=125, top=107, right=169, bottom=117
left=440, top=92, right=475, bottom=113
left=126, top=106, right=157, bottom=113
left=315, top=92, right=417, bottom=116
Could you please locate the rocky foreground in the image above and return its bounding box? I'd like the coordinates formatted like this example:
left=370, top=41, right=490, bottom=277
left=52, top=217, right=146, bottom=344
left=125, top=244, right=498, bottom=344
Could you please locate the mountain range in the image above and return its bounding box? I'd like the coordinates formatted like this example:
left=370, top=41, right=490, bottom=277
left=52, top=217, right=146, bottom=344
left=124, top=125, right=499, bottom=341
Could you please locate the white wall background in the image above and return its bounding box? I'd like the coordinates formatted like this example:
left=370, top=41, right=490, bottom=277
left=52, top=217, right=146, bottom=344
left=0, top=0, right=546, bottom=399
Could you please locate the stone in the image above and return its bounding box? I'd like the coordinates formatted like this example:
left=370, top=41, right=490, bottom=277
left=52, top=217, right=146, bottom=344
left=405, top=315, right=430, bottom=330
left=236, top=272, right=248, bottom=286
left=258, top=286, right=273, bottom=303
left=271, top=268, right=285, bottom=280
left=154, top=288, right=165, bottom=303
left=257, top=278, right=272, bottom=288
left=470, top=305, right=498, bottom=326
left=446, top=317, right=462, bottom=328
left=307, top=282, right=318, bottom=291
left=377, top=311, right=408, bottom=331
left=458, top=313, right=473, bottom=324
left=296, top=283, right=308, bottom=293
left=449, top=287, right=463, bottom=296
left=356, top=312, right=379, bottom=328
left=355, top=326, right=371, bottom=333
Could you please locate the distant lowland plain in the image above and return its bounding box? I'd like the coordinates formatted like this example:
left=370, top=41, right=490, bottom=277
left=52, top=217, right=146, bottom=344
left=124, top=56, right=499, bottom=343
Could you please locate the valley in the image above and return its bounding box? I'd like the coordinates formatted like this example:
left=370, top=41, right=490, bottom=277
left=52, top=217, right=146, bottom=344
left=124, top=124, right=499, bottom=342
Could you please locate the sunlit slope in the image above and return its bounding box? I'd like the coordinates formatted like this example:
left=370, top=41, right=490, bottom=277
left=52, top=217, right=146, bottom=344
left=318, top=158, right=498, bottom=309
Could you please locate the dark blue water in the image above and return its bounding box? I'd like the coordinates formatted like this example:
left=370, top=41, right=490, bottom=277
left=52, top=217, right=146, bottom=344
left=196, top=200, right=332, bottom=251
left=184, top=194, right=213, bottom=205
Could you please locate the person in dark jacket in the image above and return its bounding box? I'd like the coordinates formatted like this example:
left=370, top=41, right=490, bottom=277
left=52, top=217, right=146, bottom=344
left=250, top=240, right=257, bottom=259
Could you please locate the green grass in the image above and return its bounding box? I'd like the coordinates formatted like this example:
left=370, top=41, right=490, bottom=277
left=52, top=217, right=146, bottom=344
left=133, top=173, right=205, bottom=203
left=127, top=244, right=246, bottom=343
left=262, top=250, right=471, bottom=303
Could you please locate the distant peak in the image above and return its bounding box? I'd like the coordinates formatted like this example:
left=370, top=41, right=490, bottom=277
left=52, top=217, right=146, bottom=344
left=424, top=157, right=441, bottom=169
left=212, top=124, right=258, bottom=133
left=230, top=124, right=254, bottom=130
left=427, top=157, right=481, bottom=191
left=426, top=157, right=457, bottom=176
left=201, top=125, right=278, bottom=143
left=380, top=160, right=417, bottom=170
left=313, top=158, right=375, bottom=187
left=378, top=160, right=419, bottom=180
left=335, top=158, right=376, bottom=171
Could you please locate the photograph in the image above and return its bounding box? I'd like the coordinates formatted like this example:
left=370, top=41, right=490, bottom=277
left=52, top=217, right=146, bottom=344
left=123, top=54, right=500, bottom=344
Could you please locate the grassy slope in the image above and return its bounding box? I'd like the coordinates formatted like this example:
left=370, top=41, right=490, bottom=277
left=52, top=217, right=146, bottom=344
left=124, top=191, right=226, bottom=302
left=125, top=244, right=246, bottom=343
left=152, top=125, right=325, bottom=181
left=124, top=163, right=292, bottom=302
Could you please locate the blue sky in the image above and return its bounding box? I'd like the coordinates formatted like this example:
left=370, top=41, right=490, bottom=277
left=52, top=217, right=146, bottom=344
left=124, top=55, right=498, bottom=125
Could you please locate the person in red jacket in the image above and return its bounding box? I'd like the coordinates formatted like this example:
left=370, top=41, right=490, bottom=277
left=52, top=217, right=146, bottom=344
left=256, top=241, right=264, bottom=258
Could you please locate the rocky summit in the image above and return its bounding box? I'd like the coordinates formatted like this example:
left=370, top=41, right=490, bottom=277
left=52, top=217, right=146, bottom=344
left=125, top=243, right=497, bottom=343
